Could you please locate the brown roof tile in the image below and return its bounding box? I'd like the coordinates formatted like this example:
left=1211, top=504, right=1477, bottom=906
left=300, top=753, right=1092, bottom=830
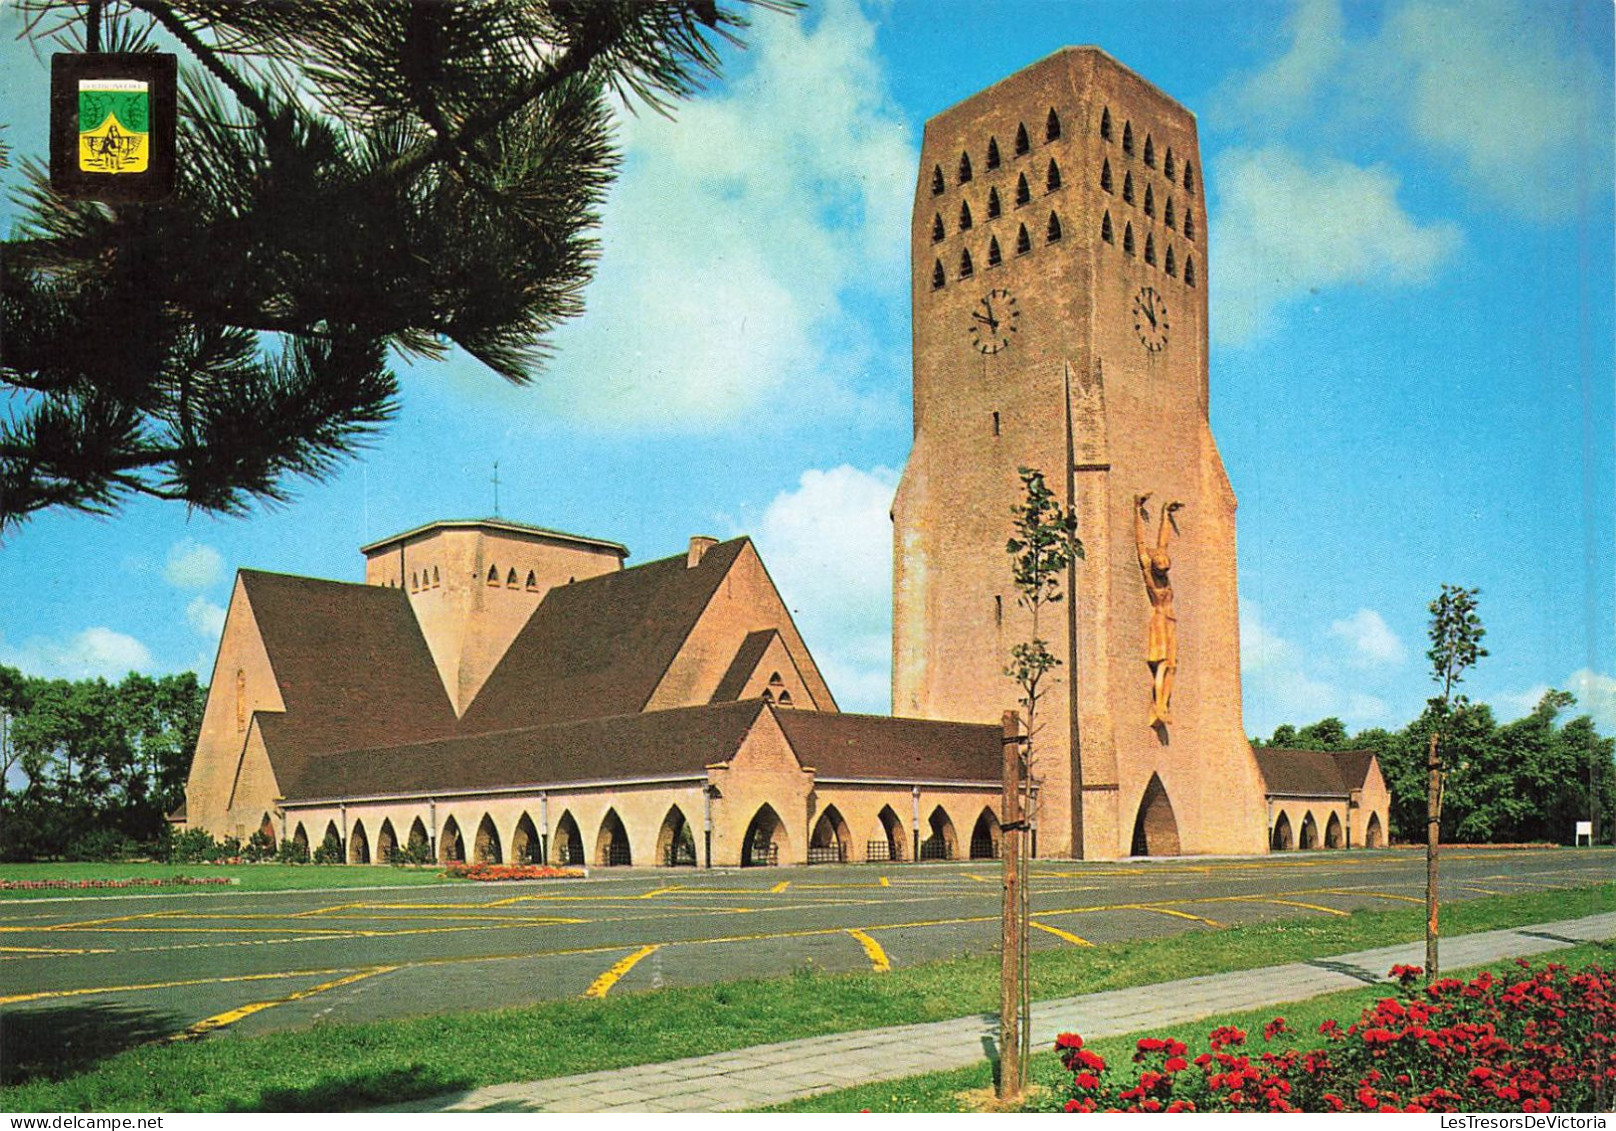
left=1253, top=747, right=1350, bottom=798
left=773, top=709, right=1001, bottom=783
left=285, top=700, right=768, bottom=802
left=459, top=538, right=749, bottom=731
left=711, top=630, right=780, bottom=703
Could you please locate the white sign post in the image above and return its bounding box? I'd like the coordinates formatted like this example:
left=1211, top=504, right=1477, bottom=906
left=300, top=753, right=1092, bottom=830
left=1574, top=820, right=1593, bottom=846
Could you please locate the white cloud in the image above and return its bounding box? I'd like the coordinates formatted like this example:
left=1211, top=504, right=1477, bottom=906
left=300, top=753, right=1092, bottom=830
left=1217, top=0, right=1344, bottom=129
left=1328, top=607, right=1407, bottom=669
left=1239, top=599, right=1338, bottom=732
left=163, top=539, right=224, bottom=589
left=0, top=627, right=153, bottom=680
left=1212, top=146, right=1462, bottom=345
left=745, top=464, right=898, bottom=713
left=1563, top=669, right=1616, bottom=732
left=186, top=596, right=227, bottom=641
left=1371, top=0, right=1613, bottom=217
left=532, top=0, right=913, bottom=428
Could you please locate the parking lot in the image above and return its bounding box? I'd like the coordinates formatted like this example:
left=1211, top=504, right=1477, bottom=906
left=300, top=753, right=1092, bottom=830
left=2, top=847, right=1610, bottom=1045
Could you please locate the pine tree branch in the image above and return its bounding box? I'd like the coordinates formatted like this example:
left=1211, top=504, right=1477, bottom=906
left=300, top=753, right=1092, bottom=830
left=125, top=0, right=277, bottom=130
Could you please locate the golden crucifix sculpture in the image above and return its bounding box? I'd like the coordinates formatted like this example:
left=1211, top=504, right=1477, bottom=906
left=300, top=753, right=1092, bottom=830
left=1135, top=494, right=1183, bottom=726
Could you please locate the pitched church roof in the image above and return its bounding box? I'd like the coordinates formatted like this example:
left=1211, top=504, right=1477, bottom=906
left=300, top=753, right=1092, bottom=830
left=1253, top=747, right=1380, bottom=799
left=240, top=570, right=458, bottom=792
left=774, top=709, right=1001, bottom=783
left=288, top=700, right=771, bottom=802
left=459, top=537, right=752, bottom=732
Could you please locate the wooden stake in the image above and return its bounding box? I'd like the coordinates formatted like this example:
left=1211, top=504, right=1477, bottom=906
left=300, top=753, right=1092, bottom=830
left=1425, top=728, right=1441, bottom=980
left=998, top=710, right=1024, bottom=1101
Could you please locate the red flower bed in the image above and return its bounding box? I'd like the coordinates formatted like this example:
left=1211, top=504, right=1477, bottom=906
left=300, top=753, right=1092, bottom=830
left=444, top=862, right=584, bottom=882
left=0, top=876, right=237, bottom=890
left=1055, top=959, right=1615, bottom=1113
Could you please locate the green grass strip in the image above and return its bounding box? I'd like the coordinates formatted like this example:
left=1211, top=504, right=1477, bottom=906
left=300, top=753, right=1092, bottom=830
left=763, top=941, right=1616, bottom=1112
left=2, top=882, right=1610, bottom=1112
left=0, top=862, right=471, bottom=898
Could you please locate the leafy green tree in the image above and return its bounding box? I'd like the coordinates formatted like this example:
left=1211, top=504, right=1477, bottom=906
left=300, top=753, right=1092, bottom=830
left=2, top=0, right=790, bottom=531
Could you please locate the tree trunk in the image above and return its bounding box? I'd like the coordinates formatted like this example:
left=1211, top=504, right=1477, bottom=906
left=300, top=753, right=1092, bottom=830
left=998, top=710, right=1023, bottom=1101
left=1425, top=727, right=1441, bottom=980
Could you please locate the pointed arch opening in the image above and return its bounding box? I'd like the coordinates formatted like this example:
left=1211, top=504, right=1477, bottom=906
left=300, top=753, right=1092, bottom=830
left=1015, top=224, right=1031, bottom=255
left=987, top=186, right=1001, bottom=219
left=657, top=805, right=698, bottom=867
left=1015, top=172, right=1030, bottom=206
left=349, top=819, right=371, bottom=864
left=808, top=804, right=851, bottom=865
left=486, top=565, right=499, bottom=586
left=1271, top=811, right=1294, bottom=851
left=1014, top=122, right=1030, bottom=156
left=376, top=818, right=398, bottom=864
left=1047, top=212, right=1063, bottom=243
left=1165, top=245, right=1176, bottom=276
left=930, top=164, right=944, bottom=195
left=1164, top=148, right=1176, bottom=179
left=986, top=136, right=1001, bottom=170
left=525, top=570, right=539, bottom=592
left=1129, top=774, right=1181, bottom=857
left=439, top=815, right=464, bottom=863
left=1144, top=183, right=1155, bottom=217
left=1123, top=170, right=1135, bottom=204
left=1183, top=210, right=1195, bottom=241
left=1299, top=811, right=1320, bottom=850
left=256, top=813, right=277, bottom=851
left=871, top=804, right=906, bottom=863
left=553, top=810, right=584, bottom=866
left=505, top=568, right=518, bottom=589
left=921, top=805, right=957, bottom=860
left=1101, top=211, right=1114, bottom=244
left=1123, top=223, right=1135, bottom=257
left=958, top=200, right=973, bottom=231
left=432, top=566, right=440, bottom=587
left=1184, top=162, right=1196, bottom=193
left=597, top=808, right=632, bottom=867
left=1100, top=107, right=1113, bottom=141
left=1143, top=134, right=1155, bottom=167
left=474, top=813, right=502, bottom=863
left=1046, top=158, right=1061, bottom=192
left=1144, top=232, right=1156, bottom=266
left=1165, top=197, right=1176, bottom=229
left=512, top=812, right=540, bottom=863
left=741, top=803, right=788, bottom=867
left=987, top=236, right=1002, bottom=267
left=321, top=820, right=342, bottom=861
left=931, top=213, right=945, bottom=243
left=1100, top=159, right=1113, bottom=193
left=1365, top=812, right=1384, bottom=848
left=1046, top=107, right=1061, bottom=141
left=932, top=259, right=945, bottom=290
left=407, top=817, right=430, bottom=860
left=1185, top=255, right=1196, bottom=287
left=1122, top=121, right=1134, bottom=155
left=291, top=822, right=310, bottom=862
left=957, top=150, right=973, bottom=184
left=1325, top=812, right=1344, bottom=849
left=969, top=807, right=1001, bottom=859
left=959, top=247, right=974, bottom=279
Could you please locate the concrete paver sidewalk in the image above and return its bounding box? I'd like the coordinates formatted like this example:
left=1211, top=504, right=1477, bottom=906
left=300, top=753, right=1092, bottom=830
left=383, top=911, right=1615, bottom=1113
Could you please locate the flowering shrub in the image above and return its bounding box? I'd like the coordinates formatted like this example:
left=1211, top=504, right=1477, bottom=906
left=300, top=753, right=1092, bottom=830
left=444, top=862, right=584, bottom=882
left=1055, top=959, right=1615, bottom=1113
left=0, top=876, right=237, bottom=891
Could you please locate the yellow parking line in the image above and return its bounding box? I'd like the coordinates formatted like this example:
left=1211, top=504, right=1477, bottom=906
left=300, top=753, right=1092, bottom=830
left=770, top=881, right=791, bottom=893
left=1344, top=889, right=1424, bottom=905
left=846, top=929, right=891, bottom=972
left=1030, top=921, right=1093, bottom=946
left=583, top=944, right=660, bottom=999
left=169, top=965, right=398, bottom=1041
left=0, top=965, right=359, bottom=1006
left=879, top=876, right=890, bottom=887
left=1230, top=896, right=1349, bottom=918
left=638, top=887, right=682, bottom=899
left=0, top=944, right=115, bottom=955
left=964, top=873, right=993, bottom=883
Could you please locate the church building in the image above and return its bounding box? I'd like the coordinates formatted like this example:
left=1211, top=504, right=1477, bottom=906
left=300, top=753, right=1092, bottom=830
left=180, top=48, right=1388, bottom=865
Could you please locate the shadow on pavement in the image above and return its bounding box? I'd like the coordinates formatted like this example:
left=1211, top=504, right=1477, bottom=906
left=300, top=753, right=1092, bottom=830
left=235, top=1065, right=477, bottom=1112
left=0, top=1003, right=186, bottom=1085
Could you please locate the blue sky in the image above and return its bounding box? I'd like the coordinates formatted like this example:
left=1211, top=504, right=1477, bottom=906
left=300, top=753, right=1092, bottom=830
left=2, top=0, right=1612, bottom=740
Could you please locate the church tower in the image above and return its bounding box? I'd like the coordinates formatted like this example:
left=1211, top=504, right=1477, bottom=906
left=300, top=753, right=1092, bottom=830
left=892, top=48, right=1268, bottom=858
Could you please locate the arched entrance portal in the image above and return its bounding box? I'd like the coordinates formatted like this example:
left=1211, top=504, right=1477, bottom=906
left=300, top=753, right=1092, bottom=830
left=439, top=816, right=465, bottom=863
left=1129, top=774, right=1181, bottom=856
left=921, top=806, right=957, bottom=860
left=349, top=820, right=371, bottom=864
left=1299, top=811, right=1319, bottom=850
left=1325, top=812, right=1344, bottom=849
left=871, top=805, right=906, bottom=863
left=808, top=805, right=851, bottom=864
left=376, top=819, right=398, bottom=863
left=657, top=806, right=698, bottom=867
left=291, top=823, right=309, bottom=861
left=741, top=804, right=788, bottom=867
left=969, top=808, right=1000, bottom=859
left=597, top=809, right=632, bottom=866
left=257, top=813, right=277, bottom=852
left=1365, top=812, right=1384, bottom=848
left=512, top=813, right=540, bottom=863
left=407, top=817, right=430, bottom=861
left=474, top=814, right=502, bottom=863
left=553, top=811, right=584, bottom=865
left=1271, top=811, right=1294, bottom=851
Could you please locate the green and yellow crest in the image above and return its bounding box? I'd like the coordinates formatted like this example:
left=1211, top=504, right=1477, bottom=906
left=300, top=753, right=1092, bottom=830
left=78, top=78, right=149, bottom=174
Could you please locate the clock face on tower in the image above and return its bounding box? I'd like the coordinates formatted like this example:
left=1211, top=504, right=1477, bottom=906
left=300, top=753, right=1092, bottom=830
left=1133, top=285, right=1169, bottom=352
left=969, top=288, right=1019, bottom=354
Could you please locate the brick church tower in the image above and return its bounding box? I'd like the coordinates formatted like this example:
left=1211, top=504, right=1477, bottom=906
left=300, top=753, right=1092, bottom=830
left=892, top=48, right=1268, bottom=859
